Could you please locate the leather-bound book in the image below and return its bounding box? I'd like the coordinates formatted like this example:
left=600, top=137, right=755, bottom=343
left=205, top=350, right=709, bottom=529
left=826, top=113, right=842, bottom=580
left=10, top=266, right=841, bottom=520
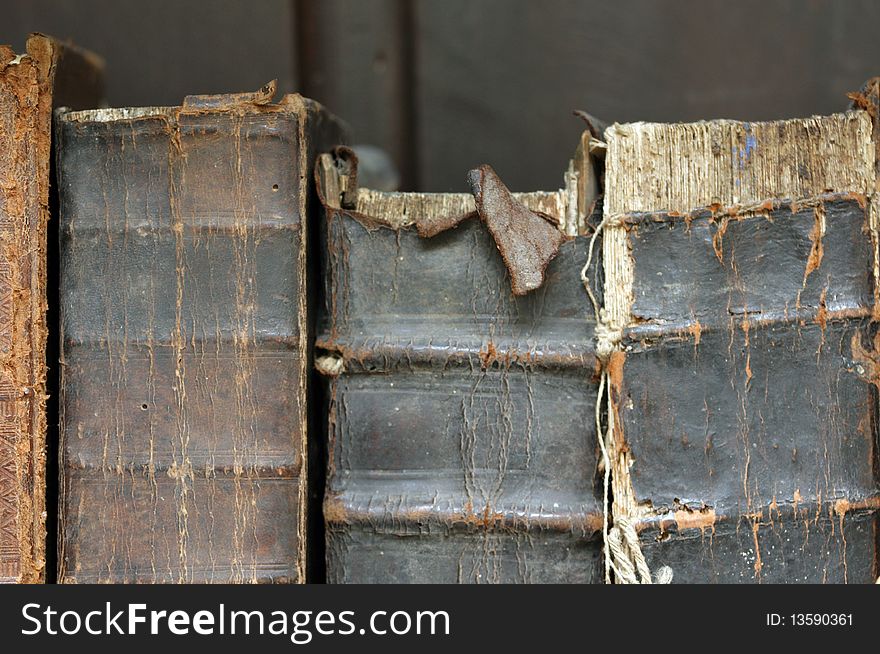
left=0, top=34, right=103, bottom=584
left=56, top=84, right=345, bottom=583
left=319, top=102, right=879, bottom=584
left=601, top=108, right=880, bottom=582
left=315, top=138, right=606, bottom=583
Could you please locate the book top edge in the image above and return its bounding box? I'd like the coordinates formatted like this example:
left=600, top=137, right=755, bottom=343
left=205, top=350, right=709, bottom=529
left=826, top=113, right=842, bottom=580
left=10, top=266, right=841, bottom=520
left=60, top=106, right=177, bottom=122
left=57, top=87, right=339, bottom=125
left=605, top=109, right=865, bottom=136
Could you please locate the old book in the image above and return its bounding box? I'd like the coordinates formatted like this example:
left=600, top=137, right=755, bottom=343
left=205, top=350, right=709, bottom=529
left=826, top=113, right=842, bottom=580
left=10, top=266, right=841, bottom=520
left=601, top=110, right=880, bottom=582
left=316, top=139, right=605, bottom=583
left=0, top=34, right=103, bottom=584
left=320, top=105, right=879, bottom=584
left=57, top=84, right=345, bottom=583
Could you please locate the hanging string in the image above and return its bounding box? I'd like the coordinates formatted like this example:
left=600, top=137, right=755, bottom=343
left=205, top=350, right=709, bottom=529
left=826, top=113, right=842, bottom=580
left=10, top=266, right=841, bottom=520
left=581, top=215, right=672, bottom=585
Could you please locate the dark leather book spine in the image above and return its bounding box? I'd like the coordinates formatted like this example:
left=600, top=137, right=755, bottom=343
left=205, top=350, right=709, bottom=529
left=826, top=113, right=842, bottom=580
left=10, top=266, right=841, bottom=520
left=602, top=113, right=880, bottom=583
left=0, top=34, right=102, bottom=584
left=316, top=154, right=605, bottom=583
left=57, top=89, right=344, bottom=583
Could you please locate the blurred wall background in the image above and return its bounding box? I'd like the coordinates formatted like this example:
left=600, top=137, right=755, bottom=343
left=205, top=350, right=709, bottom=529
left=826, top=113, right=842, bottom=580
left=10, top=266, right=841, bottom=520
left=4, top=0, right=880, bottom=191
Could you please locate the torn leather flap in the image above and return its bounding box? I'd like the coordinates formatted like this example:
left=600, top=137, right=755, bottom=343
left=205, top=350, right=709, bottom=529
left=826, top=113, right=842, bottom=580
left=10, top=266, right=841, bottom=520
left=316, top=149, right=571, bottom=296
left=468, top=165, right=566, bottom=296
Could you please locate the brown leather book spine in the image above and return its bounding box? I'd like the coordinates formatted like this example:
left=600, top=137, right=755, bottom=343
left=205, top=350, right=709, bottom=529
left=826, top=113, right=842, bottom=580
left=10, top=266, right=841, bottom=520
left=56, top=87, right=344, bottom=583
left=0, top=34, right=103, bottom=584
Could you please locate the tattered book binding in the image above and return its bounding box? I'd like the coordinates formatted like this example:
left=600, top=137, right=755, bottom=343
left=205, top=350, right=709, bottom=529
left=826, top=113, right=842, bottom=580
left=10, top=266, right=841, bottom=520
left=0, top=34, right=103, bottom=584
left=56, top=85, right=345, bottom=583
left=318, top=100, right=879, bottom=583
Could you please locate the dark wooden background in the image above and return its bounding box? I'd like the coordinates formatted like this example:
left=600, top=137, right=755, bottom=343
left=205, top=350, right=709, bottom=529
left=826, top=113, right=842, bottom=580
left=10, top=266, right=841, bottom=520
left=4, top=0, right=880, bottom=191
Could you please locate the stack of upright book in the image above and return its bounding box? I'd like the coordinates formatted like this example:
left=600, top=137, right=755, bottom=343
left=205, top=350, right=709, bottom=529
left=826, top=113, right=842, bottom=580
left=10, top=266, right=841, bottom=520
left=1, top=32, right=878, bottom=584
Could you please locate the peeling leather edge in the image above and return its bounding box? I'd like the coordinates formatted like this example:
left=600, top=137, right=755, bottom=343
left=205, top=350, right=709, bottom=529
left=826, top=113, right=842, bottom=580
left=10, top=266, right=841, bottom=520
left=626, top=307, right=874, bottom=344
left=59, top=82, right=342, bottom=126
left=617, top=191, right=869, bottom=226
left=315, top=339, right=601, bottom=376
left=314, top=152, right=573, bottom=297
left=324, top=496, right=604, bottom=537
left=635, top=495, right=880, bottom=537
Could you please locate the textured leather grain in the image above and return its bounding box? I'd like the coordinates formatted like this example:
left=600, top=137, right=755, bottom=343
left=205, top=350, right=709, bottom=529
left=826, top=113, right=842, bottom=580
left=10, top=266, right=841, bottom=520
left=603, top=112, right=880, bottom=583
left=57, top=89, right=344, bottom=583
left=316, top=159, right=605, bottom=583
